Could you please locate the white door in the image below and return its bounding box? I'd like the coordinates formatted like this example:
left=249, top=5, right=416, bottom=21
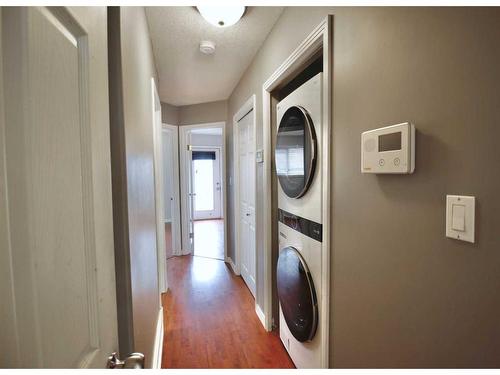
left=192, top=148, right=222, bottom=220
left=0, top=7, right=118, bottom=368
left=162, top=125, right=181, bottom=258
left=238, top=110, right=256, bottom=297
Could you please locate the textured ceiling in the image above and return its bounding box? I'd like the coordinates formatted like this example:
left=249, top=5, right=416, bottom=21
left=145, top=6, right=284, bottom=106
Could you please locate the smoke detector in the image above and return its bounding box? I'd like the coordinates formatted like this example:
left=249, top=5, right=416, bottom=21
left=199, top=40, right=216, bottom=55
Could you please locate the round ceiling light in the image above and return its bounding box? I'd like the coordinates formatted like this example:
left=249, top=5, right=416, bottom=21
left=196, top=6, right=245, bottom=28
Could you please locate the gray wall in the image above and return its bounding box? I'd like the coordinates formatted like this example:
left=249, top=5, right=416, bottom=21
left=108, top=7, right=160, bottom=368
left=161, top=101, right=179, bottom=125
left=177, top=100, right=227, bottom=126
left=160, top=100, right=227, bottom=126
left=227, top=6, right=500, bottom=367
left=191, top=133, right=223, bottom=147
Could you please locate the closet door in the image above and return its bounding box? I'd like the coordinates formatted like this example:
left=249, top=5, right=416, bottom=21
left=237, top=109, right=256, bottom=297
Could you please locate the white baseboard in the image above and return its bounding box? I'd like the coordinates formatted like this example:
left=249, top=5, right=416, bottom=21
left=226, top=256, right=239, bottom=275
left=152, top=307, right=164, bottom=369
left=255, top=303, right=267, bottom=330
left=180, top=248, right=191, bottom=256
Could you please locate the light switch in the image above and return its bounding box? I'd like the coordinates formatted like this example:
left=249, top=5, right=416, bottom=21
left=446, top=195, right=475, bottom=243
left=256, top=149, right=264, bottom=163
left=451, top=204, right=465, bottom=231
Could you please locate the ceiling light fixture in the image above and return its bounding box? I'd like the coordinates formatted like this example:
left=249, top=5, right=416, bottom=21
left=196, top=5, right=245, bottom=28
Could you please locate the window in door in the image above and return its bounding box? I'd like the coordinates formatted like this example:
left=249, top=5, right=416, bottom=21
left=191, top=149, right=221, bottom=220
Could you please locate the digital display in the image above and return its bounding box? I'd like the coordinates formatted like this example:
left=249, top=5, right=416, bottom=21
left=378, top=132, right=402, bottom=152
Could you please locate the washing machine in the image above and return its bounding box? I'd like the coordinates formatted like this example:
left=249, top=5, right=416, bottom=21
left=276, top=72, right=322, bottom=224
left=275, top=72, right=325, bottom=368
left=277, top=210, right=323, bottom=368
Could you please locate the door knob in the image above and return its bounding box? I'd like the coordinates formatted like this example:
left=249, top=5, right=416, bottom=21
left=246, top=213, right=250, bottom=216
left=107, top=352, right=145, bottom=369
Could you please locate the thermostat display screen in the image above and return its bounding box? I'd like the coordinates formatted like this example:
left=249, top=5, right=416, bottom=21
left=378, top=132, right=401, bottom=152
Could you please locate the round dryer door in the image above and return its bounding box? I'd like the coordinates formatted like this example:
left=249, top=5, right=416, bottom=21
left=277, top=246, right=318, bottom=342
left=275, top=106, right=317, bottom=199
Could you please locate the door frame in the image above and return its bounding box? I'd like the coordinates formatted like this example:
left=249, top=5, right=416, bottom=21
left=179, top=122, right=227, bottom=258
left=262, top=16, right=333, bottom=368
left=191, top=145, right=222, bottom=221
left=162, top=124, right=182, bottom=257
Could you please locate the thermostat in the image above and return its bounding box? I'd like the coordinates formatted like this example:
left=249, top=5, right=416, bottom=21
left=361, top=122, right=415, bottom=174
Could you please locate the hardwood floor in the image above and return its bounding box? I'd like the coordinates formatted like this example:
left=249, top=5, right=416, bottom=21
left=193, top=219, right=224, bottom=260
left=161, top=255, right=294, bottom=369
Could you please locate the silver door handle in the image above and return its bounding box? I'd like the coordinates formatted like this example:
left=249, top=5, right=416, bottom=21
left=107, top=352, right=145, bottom=369
left=246, top=213, right=250, bottom=216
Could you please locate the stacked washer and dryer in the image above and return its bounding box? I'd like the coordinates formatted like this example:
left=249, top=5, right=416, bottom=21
left=275, top=72, right=325, bottom=368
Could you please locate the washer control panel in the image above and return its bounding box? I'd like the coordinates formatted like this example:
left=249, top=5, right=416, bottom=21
left=278, top=209, right=322, bottom=242
left=361, top=122, right=415, bottom=174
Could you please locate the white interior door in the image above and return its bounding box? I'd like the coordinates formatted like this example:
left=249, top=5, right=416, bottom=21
left=0, top=7, right=118, bottom=368
left=192, top=148, right=222, bottom=220
left=162, top=125, right=181, bottom=258
left=238, top=110, right=256, bottom=297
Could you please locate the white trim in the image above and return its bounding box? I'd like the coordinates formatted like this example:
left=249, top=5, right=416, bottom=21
left=179, top=122, right=227, bottom=260
left=151, top=78, right=168, bottom=295
left=255, top=304, right=266, bottom=329
left=232, top=94, right=256, bottom=279
left=225, top=256, right=239, bottom=275
left=151, top=307, right=164, bottom=369
left=261, top=16, right=333, bottom=368
left=162, top=124, right=182, bottom=257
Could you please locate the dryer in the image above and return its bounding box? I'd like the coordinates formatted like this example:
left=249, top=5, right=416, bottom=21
left=276, top=72, right=322, bottom=224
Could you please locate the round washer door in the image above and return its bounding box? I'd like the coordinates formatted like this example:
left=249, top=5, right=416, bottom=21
left=275, top=106, right=317, bottom=199
left=277, top=246, right=318, bottom=342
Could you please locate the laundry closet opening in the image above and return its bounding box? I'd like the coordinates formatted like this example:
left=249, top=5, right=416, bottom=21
left=270, top=52, right=324, bottom=326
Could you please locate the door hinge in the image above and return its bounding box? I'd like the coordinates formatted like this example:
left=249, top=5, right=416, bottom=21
left=189, top=232, right=194, bottom=239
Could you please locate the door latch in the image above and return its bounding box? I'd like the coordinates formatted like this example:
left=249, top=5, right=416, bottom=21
left=107, top=352, right=145, bottom=369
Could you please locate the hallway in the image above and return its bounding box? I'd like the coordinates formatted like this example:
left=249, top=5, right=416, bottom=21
left=161, top=256, right=294, bottom=368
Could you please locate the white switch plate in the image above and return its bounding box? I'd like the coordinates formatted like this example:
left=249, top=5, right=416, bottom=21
left=256, top=149, right=264, bottom=163
left=446, top=195, right=475, bottom=243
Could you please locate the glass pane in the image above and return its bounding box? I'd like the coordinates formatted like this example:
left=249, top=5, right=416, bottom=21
left=193, top=159, right=214, bottom=211
left=275, top=106, right=316, bottom=198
